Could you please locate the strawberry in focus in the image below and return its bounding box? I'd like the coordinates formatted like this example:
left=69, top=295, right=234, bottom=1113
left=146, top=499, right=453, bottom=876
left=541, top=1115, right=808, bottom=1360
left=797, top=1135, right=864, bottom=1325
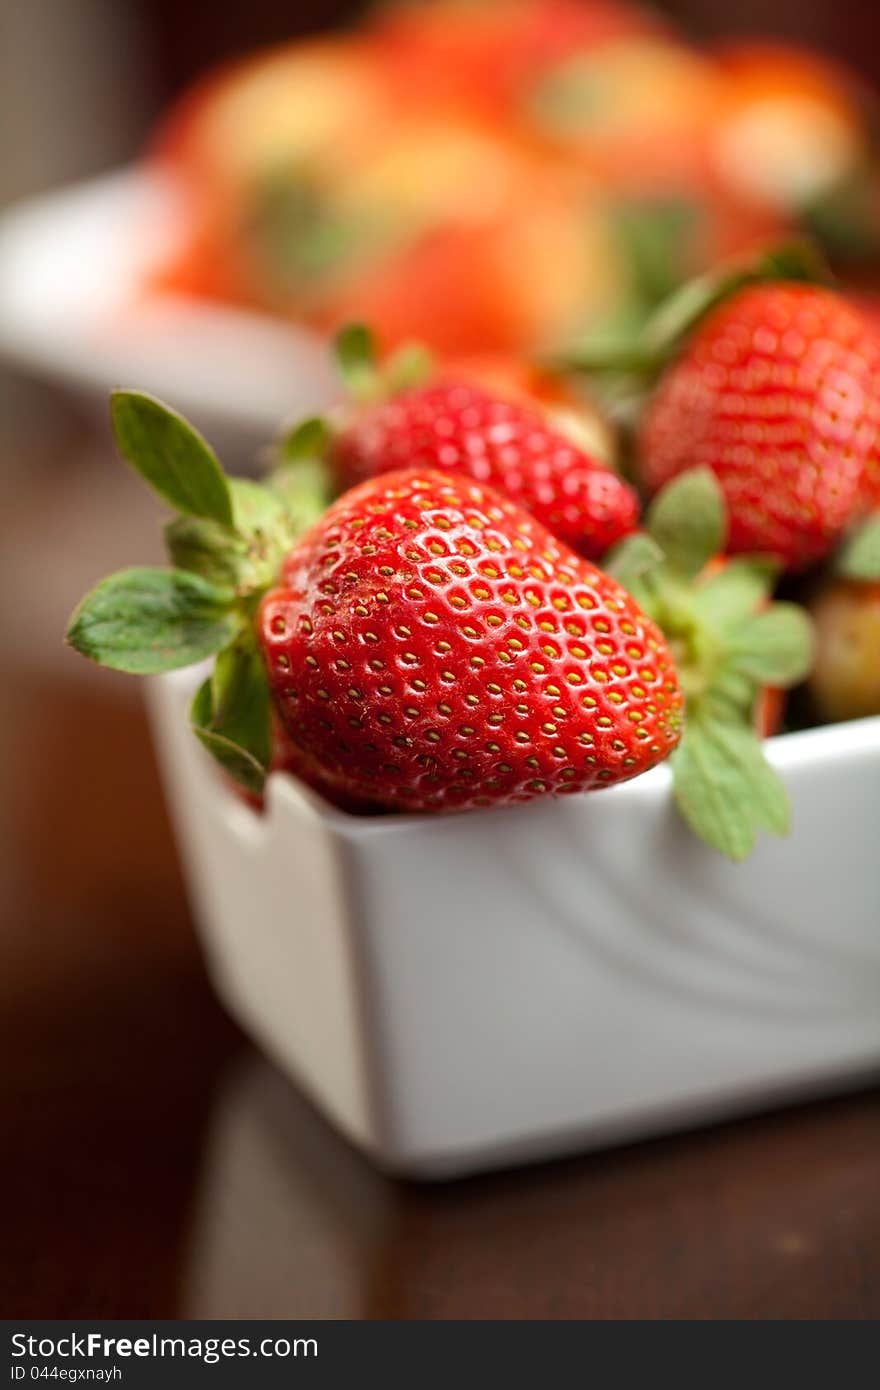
left=259, top=468, right=681, bottom=812
left=65, top=388, right=814, bottom=857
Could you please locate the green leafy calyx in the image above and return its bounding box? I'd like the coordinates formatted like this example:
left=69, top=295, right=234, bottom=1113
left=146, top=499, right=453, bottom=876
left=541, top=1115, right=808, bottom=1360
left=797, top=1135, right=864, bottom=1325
left=645, top=468, right=727, bottom=580
left=553, top=240, right=829, bottom=401
left=621, top=469, right=814, bottom=859
left=65, top=568, right=239, bottom=675
left=111, top=391, right=234, bottom=527
left=66, top=392, right=335, bottom=791
left=836, top=512, right=880, bottom=582
left=332, top=321, right=433, bottom=404
left=191, top=632, right=272, bottom=797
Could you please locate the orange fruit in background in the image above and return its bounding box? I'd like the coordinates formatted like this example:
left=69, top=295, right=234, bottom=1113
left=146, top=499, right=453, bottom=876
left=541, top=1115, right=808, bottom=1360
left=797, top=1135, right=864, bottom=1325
left=807, top=580, right=880, bottom=723
left=369, top=0, right=665, bottom=118
left=150, top=37, right=396, bottom=194
left=145, top=5, right=880, bottom=361
left=520, top=34, right=726, bottom=188
left=147, top=35, right=399, bottom=307
left=314, top=169, right=626, bottom=357
left=708, top=42, right=870, bottom=215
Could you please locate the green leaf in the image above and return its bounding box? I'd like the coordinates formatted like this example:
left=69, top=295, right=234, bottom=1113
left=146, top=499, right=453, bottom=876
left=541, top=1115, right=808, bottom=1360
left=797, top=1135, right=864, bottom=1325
left=646, top=469, right=727, bottom=579
left=110, top=391, right=234, bottom=527
left=384, top=341, right=434, bottom=394
left=603, top=532, right=665, bottom=590
left=230, top=478, right=288, bottom=531
left=641, top=239, right=828, bottom=363
left=801, top=164, right=880, bottom=266
left=701, top=669, right=760, bottom=722
left=612, top=196, right=698, bottom=311
left=190, top=634, right=271, bottom=796
left=165, top=480, right=292, bottom=592
left=268, top=457, right=336, bottom=536
left=164, top=515, right=247, bottom=589
left=164, top=519, right=246, bottom=589
left=555, top=240, right=828, bottom=382
left=672, top=715, right=791, bottom=861
left=725, top=604, right=815, bottom=687
left=280, top=415, right=333, bottom=462
left=691, top=556, right=780, bottom=631
left=836, top=512, right=880, bottom=581
left=65, top=568, right=239, bottom=674
left=333, top=322, right=379, bottom=401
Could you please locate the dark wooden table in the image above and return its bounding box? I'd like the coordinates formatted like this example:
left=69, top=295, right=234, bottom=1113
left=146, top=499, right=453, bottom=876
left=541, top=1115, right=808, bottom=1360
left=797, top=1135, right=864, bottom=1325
left=1, top=398, right=878, bottom=1321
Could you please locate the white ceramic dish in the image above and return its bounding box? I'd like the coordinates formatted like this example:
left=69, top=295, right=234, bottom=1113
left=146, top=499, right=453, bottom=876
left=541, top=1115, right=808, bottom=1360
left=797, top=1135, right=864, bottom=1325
left=0, top=169, right=338, bottom=457
left=147, top=667, right=880, bottom=1180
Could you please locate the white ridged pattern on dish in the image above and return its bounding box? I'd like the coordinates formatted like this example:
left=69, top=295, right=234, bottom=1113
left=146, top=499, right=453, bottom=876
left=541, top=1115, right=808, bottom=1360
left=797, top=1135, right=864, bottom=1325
left=146, top=669, right=880, bottom=1178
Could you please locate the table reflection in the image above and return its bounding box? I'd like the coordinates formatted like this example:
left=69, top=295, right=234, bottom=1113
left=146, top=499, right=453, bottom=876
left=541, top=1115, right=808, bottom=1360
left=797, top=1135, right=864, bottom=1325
left=181, top=1052, right=880, bottom=1319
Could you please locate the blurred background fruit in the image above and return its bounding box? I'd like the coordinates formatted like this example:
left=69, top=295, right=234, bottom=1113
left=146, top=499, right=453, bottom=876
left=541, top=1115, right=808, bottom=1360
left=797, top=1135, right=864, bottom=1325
left=709, top=41, right=880, bottom=265
left=807, top=578, right=880, bottom=721
left=367, top=0, right=663, bottom=118
left=142, top=0, right=880, bottom=357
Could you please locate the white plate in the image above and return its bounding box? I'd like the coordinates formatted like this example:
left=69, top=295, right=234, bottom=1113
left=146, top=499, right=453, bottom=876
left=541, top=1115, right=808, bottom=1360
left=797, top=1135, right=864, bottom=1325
left=0, top=169, right=339, bottom=458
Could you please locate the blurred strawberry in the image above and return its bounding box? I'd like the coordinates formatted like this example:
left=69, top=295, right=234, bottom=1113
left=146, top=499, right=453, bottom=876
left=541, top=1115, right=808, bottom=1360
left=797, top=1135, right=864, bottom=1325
left=709, top=44, right=869, bottom=221
left=639, top=281, right=880, bottom=568
left=520, top=34, right=724, bottom=187
left=288, top=325, right=636, bottom=560
left=755, top=685, right=785, bottom=737
left=441, top=352, right=616, bottom=462
left=807, top=579, right=880, bottom=722
left=316, top=164, right=624, bottom=355
left=150, top=37, right=394, bottom=194
left=369, top=0, right=662, bottom=118
left=805, top=510, right=880, bottom=721
left=148, top=36, right=397, bottom=306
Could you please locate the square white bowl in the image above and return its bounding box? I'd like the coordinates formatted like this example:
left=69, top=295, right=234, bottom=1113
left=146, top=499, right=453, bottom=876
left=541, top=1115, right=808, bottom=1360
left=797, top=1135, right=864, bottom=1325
left=146, top=668, right=880, bottom=1179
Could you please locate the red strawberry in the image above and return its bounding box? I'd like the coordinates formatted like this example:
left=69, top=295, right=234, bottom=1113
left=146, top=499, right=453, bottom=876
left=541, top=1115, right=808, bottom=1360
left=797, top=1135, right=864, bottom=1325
left=67, top=390, right=807, bottom=857
left=639, top=283, right=880, bottom=568
left=331, top=379, right=638, bottom=560
left=258, top=468, right=682, bottom=814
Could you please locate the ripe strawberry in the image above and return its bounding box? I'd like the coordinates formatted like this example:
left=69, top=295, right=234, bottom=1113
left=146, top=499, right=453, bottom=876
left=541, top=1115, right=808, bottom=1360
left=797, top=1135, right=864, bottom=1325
left=441, top=351, right=616, bottom=466
left=639, top=283, right=880, bottom=568
left=330, top=378, right=638, bottom=560
left=259, top=468, right=682, bottom=813
left=68, top=391, right=813, bottom=857
left=755, top=685, right=784, bottom=738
